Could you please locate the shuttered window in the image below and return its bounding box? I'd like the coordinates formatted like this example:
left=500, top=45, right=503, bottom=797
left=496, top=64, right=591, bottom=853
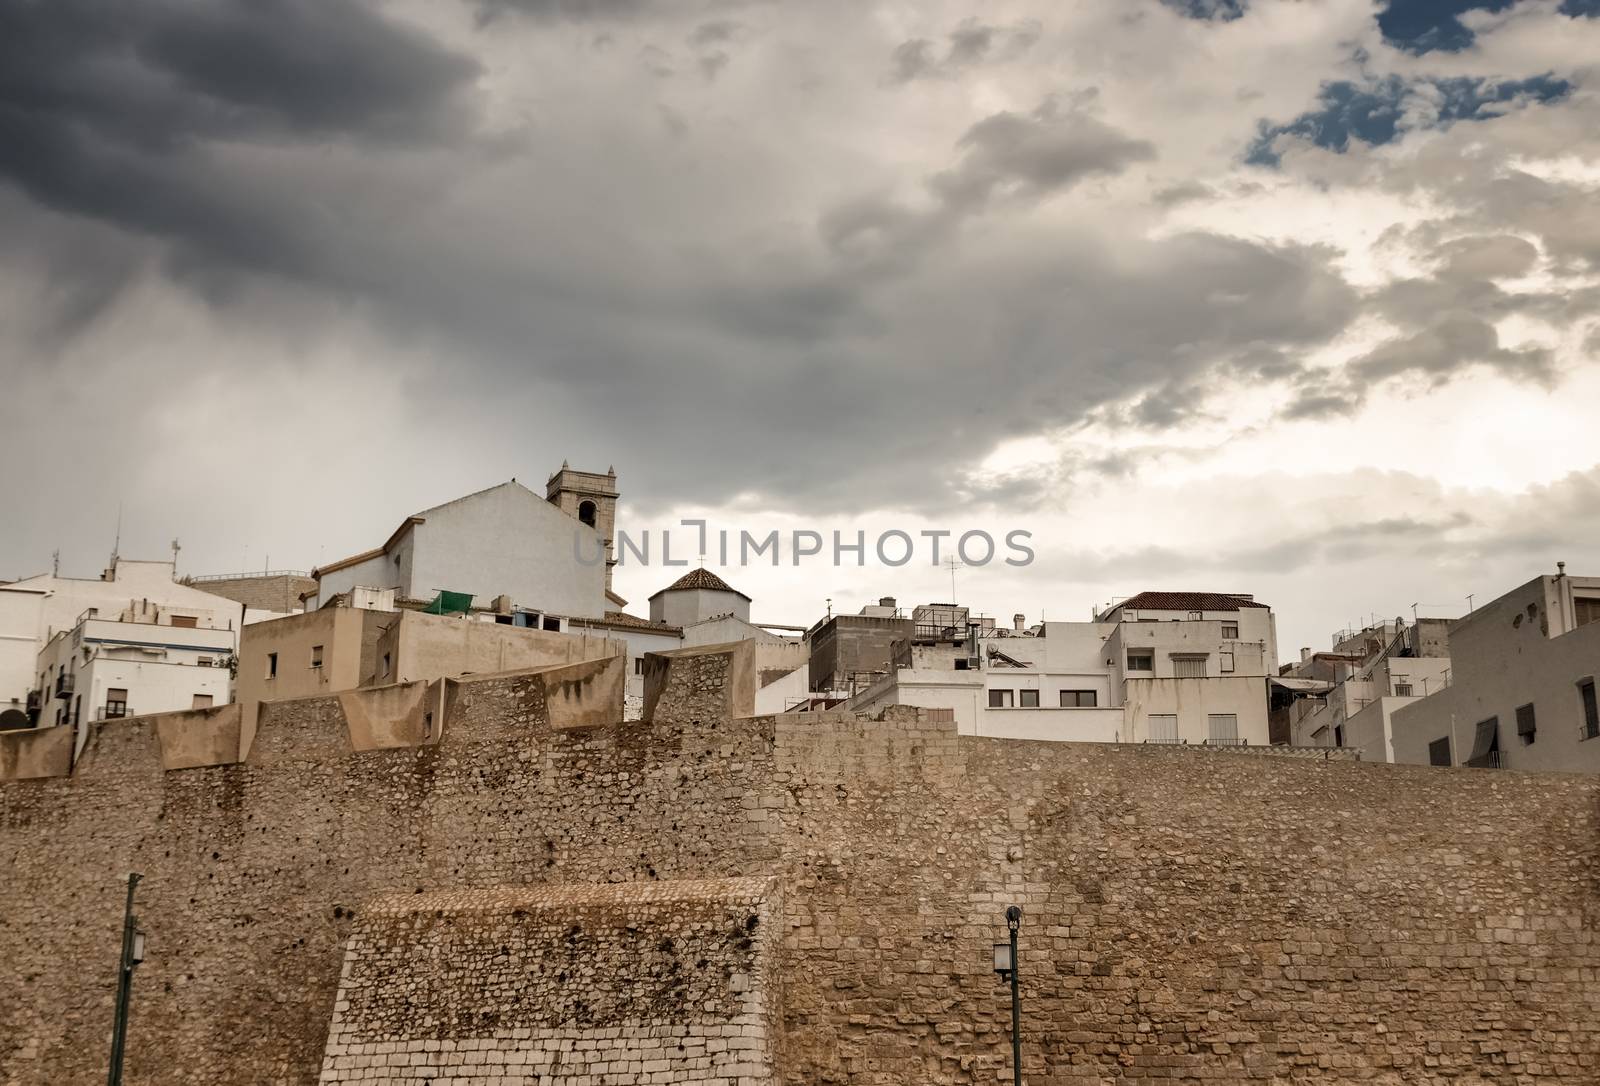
left=1575, top=597, right=1600, bottom=628
left=1207, top=714, right=1239, bottom=744
left=1172, top=656, right=1207, bottom=678
left=1516, top=703, right=1536, bottom=744
left=1149, top=714, right=1178, bottom=743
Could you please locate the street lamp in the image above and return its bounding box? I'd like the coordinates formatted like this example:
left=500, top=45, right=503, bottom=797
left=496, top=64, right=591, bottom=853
left=992, top=904, right=1022, bottom=1086
left=107, top=873, right=146, bottom=1086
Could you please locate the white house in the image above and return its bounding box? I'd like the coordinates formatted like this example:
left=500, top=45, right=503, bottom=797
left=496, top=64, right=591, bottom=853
left=310, top=468, right=617, bottom=620
left=849, top=591, right=1278, bottom=746
left=0, top=558, right=244, bottom=729
left=35, top=605, right=235, bottom=753
left=1392, top=567, right=1600, bottom=772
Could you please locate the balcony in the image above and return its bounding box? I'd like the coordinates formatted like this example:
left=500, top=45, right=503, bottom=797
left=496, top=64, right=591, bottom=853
left=1204, top=737, right=1247, bottom=747
left=1466, top=749, right=1503, bottom=769
left=99, top=703, right=130, bottom=720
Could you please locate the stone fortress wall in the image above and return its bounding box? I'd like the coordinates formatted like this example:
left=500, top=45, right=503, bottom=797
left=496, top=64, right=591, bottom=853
left=0, top=642, right=1596, bottom=1084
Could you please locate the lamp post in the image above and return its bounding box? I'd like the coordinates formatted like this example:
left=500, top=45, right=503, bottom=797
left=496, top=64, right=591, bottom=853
left=107, top=873, right=146, bottom=1086
left=992, top=904, right=1022, bottom=1086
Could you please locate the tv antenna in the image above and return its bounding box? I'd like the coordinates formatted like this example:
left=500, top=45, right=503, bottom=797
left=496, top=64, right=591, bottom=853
left=944, top=556, right=961, bottom=601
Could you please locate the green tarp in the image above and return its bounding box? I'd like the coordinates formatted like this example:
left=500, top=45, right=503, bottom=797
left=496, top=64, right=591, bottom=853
left=422, top=590, right=474, bottom=615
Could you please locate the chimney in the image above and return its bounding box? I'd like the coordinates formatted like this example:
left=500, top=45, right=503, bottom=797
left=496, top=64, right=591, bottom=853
left=1013, top=613, right=1026, bottom=632
left=1300, top=647, right=1312, bottom=663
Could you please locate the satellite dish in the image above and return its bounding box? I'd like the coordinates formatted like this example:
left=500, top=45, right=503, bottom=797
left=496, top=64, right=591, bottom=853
left=0, top=708, right=31, bottom=731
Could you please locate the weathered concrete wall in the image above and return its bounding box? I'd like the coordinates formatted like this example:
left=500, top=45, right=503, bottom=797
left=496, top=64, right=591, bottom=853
left=320, top=878, right=781, bottom=1084
left=377, top=609, right=625, bottom=687
left=0, top=645, right=1597, bottom=1084
left=0, top=723, right=73, bottom=779
left=153, top=702, right=243, bottom=768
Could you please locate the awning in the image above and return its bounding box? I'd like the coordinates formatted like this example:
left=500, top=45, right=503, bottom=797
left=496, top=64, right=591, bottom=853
left=1466, top=717, right=1499, bottom=767
left=1270, top=676, right=1334, bottom=695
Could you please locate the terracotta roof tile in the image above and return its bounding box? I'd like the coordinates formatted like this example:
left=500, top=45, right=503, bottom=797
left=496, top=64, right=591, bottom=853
left=1106, top=591, right=1270, bottom=616
left=647, top=567, right=751, bottom=601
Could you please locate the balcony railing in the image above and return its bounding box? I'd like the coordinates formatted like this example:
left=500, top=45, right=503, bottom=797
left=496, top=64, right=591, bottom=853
left=1204, top=737, right=1247, bottom=747
left=100, top=703, right=130, bottom=720
left=1466, top=750, right=1503, bottom=769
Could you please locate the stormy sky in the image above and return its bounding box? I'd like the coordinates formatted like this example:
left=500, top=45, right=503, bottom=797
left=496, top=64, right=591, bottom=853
left=2, top=0, right=1598, bottom=657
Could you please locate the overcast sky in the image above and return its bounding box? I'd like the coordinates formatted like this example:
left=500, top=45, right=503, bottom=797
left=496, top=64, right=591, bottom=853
left=2, top=0, right=1597, bottom=659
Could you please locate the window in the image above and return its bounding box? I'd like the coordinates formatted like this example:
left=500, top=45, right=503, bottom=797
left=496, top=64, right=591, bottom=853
left=988, top=689, right=1013, bottom=708
left=1516, top=703, right=1536, bottom=745
left=1188, top=610, right=1203, bottom=620
left=954, top=658, right=971, bottom=670
left=1172, top=655, right=1207, bottom=678
left=1333, top=724, right=1345, bottom=748
left=1221, top=623, right=1239, bottom=639
left=170, top=615, right=198, bottom=629
left=578, top=500, right=597, bottom=528
left=634, top=658, right=646, bottom=675
left=192, top=694, right=213, bottom=710
left=105, top=688, right=128, bottom=719
left=1149, top=714, right=1178, bottom=743
left=1060, top=690, right=1098, bottom=707
left=267, top=652, right=278, bottom=679
left=1219, top=652, right=1235, bottom=674
left=543, top=616, right=561, bottom=632
left=1393, top=682, right=1413, bottom=697
left=1207, top=713, right=1239, bottom=745
left=1019, top=689, right=1040, bottom=708
left=380, top=653, right=392, bottom=679
left=197, top=657, right=212, bottom=668
left=1576, top=596, right=1600, bottom=628
left=1580, top=679, right=1599, bottom=740
left=1428, top=736, right=1452, bottom=766
left=310, top=644, right=324, bottom=669
left=1127, top=651, right=1154, bottom=672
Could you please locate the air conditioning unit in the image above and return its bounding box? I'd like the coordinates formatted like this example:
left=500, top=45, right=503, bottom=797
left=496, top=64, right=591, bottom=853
left=966, top=657, right=982, bottom=670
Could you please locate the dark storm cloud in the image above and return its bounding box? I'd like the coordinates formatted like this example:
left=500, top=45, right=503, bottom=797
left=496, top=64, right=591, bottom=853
left=475, top=0, right=651, bottom=20
left=0, top=0, right=479, bottom=304
left=0, top=0, right=1371, bottom=526
left=0, top=0, right=479, bottom=149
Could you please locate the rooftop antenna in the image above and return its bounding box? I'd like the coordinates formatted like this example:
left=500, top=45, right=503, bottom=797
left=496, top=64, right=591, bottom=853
left=111, top=503, right=123, bottom=567
left=1466, top=593, right=1475, bottom=612
left=825, top=597, right=832, bottom=620
left=52, top=549, right=60, bottom=577
left=171, top=538, right=182, bottom=573
left=944, top=556, right=960, bottom=602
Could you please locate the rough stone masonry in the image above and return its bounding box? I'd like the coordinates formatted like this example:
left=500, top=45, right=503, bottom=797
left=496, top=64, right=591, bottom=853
left=0, top=642, right=1596, bottom=1084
